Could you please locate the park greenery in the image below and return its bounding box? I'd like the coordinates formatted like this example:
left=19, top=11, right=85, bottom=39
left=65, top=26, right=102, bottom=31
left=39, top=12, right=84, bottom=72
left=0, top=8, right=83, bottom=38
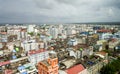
left=100, top=57, right=120, bottom=74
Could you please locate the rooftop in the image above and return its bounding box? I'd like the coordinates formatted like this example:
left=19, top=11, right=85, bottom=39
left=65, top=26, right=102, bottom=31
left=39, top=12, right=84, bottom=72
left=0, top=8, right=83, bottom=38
left=66, top=64, right=85, bottom=74
left=41, top=60, right=50, bottom=67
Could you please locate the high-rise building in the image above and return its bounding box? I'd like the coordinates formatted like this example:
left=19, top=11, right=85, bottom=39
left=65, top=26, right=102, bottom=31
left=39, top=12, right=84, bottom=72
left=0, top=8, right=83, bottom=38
left=27, top=25, right=36, bottom=33
left=58, top=24, right=63, bottom=34
left=49, top=27, right=58, bottom=39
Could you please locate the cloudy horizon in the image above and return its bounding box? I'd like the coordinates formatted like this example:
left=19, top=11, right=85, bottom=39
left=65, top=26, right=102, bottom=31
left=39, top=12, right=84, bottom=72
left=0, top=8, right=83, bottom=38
left=0, top=0, right=120, bottom=23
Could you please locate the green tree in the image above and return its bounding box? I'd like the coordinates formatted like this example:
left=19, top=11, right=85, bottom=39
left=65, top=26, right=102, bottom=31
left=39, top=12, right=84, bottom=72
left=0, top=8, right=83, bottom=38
left=100, top=58, right=120, bottom=74
left=28, top=32, right=34, bottom=36
left=100, top=64, right=116, bottom=74
left=37, top=33, right=40, bottom=36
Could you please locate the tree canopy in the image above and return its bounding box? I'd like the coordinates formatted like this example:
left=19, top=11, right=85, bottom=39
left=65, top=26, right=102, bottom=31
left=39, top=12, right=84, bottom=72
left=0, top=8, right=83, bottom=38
left=100, top=57, right=120, bottom=74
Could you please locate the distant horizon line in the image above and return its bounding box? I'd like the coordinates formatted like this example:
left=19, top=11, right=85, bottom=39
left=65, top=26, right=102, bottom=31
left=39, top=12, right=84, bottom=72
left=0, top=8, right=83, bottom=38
left=0, top=22, right=120, bottom=25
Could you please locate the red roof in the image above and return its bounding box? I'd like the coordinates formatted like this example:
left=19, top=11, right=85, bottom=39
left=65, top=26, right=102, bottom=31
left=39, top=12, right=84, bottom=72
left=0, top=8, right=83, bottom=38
left=0, top=61, right=10, bottom=66
left=5, top=69, right=13, bottom=74
left=66, top=64, right=85, bottom=74
left=96, top=51, right=107, bottom=56
left=28, top=49, right=46, bottom=55
left=0, top=32, right=7, bottom=35
left=97, top=29, right=111, bottom=33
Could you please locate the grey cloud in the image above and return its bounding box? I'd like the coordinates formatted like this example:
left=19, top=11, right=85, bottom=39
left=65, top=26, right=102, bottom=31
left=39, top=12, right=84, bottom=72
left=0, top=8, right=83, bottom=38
left=34, top=0, right=57, bottom=9
left=0, top=0, right=120, bottom=23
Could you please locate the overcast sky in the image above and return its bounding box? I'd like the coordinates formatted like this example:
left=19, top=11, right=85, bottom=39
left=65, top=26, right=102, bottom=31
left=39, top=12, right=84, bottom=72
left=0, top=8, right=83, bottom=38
left=0, top=0, right=120, bottom=23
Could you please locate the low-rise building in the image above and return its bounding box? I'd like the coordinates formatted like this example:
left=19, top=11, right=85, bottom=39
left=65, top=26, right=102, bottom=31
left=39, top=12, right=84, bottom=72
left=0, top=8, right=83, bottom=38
left=37, top=51, right=59, bottom=74
left=65, top=64, right=89, bottom=74
left=28, top=49, right=49, bottom=65
left=109, top=39, right=120, bottom=49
